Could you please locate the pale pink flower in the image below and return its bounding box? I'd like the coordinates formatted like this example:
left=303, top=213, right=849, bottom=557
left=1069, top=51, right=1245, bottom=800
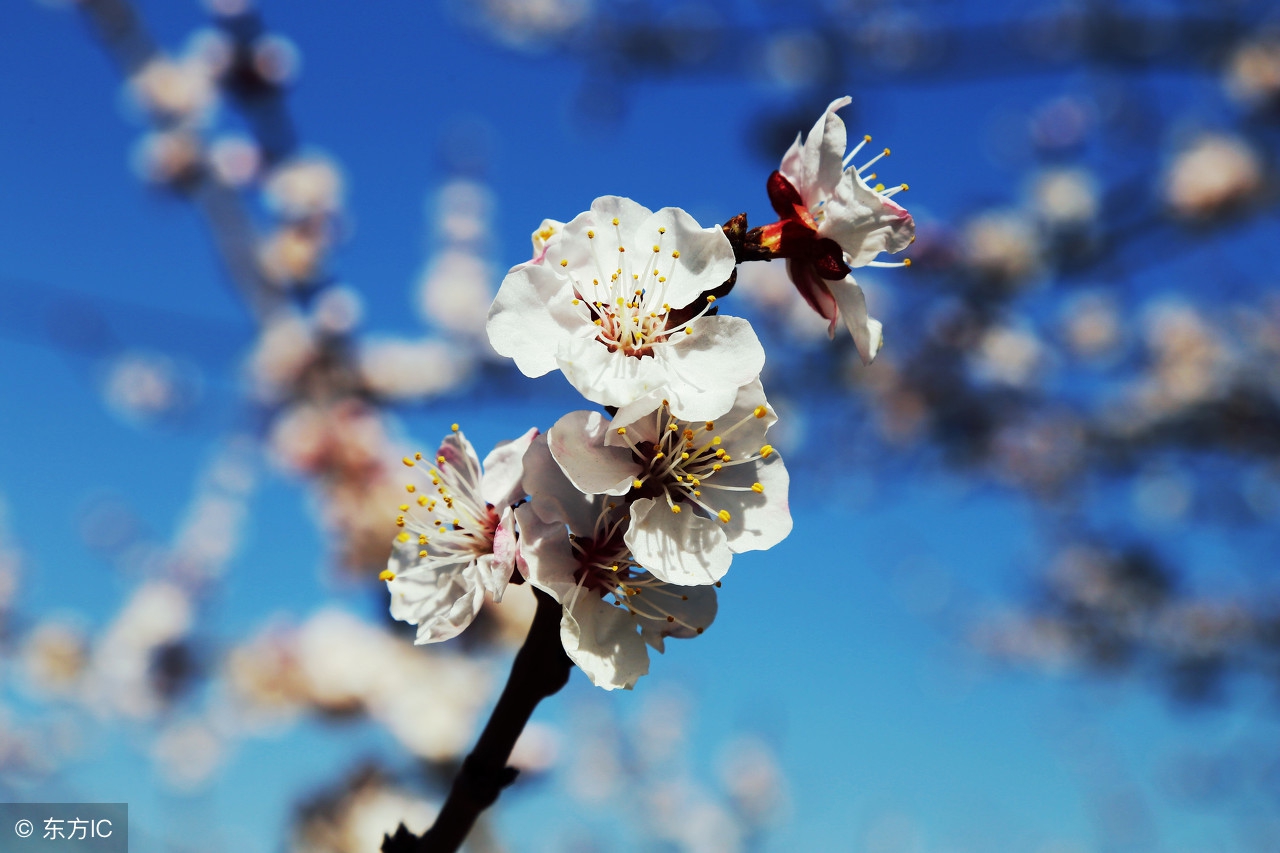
left=487, top=196, right=762, bottom=420
left=516, top=435, right=717, bottom=690
left=545, top=379, right=791, bottom=586
left=384, top=426, right=537, bottom=643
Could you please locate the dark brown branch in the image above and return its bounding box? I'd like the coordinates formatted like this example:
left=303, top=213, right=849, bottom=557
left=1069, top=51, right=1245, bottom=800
left=383, top=587, right=573, bottom=853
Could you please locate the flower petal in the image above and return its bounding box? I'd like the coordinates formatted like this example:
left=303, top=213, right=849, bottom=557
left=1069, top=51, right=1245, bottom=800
left=521, top=434, right=599, bottom=535
left=515, top=503, right=578, bottom=595
left=822, top=173, right=915, bottom=267
left=711, top=451, right=792, bottom=554
left=636, top=207, right=736, bottom=309
left=625, top=497, right=732, bottom=585
left=480, top=427, right=540, bottom=507
left=481, top=505, right=518, bottom=602
left=560, top=586, right=650, bottom=691
left=486, top=264, right=582, bottom=377
left=634, top=579, right=718, bottom=653
left=386, top=544, right=485, bottom=644
left=828, top=276, right=884, bottom=364
left=556, top=334, right=665, bottom=408
left=548, top=410, right=640, bottom=496
left=657, top=315, right=766, bottom=421
left=780, top=96, right=852, bottom=208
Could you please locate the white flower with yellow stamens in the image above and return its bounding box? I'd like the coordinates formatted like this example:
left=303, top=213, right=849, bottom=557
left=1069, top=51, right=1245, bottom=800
left=517, top=434, right=717, bottom=691
left=546, top=379, right=791, bottom=586
left=486, top=196, right=764, bottom=421
left=384, top=425, right=538, bottom=644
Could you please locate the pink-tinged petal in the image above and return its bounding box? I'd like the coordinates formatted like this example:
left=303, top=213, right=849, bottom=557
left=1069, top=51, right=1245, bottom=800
left=828, top=276, right=885, bottom=364
left=658, top=315, right=766, bottom=421
left=634, top=580, right=718, bottom=653
left=822, top=174, right=916, bottom=266
left=556, top=334, right=665, bottom=408
left=529, top=218, right=566, bottom=264
left=636, top=208, right=736, bottom=309
left=560, top=586, right=650, bottom=691
left=482, top=505, right=518, bottom=602
left=521, top=434, right=599, bottom=535
left=436, top=429, right=480, bottom=475
left=386, top=544, right=485, bottom=644
left=625, top=497, right=732, bottom=585
left=780, top=96, right=853, bottom=207
left=785, top=258, right=839, bottom=323
left=514, top=503, right=579, bottom=598
left=480, top=427, right=540, bottom=508
left=712, top=452, right=792, bottom=554
left=487, top=264, right=583, bottom=377
left=548, top=411, right=640, bottom=496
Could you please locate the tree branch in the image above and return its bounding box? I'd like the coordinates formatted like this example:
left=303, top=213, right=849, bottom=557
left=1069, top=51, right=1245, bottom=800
left=383, top=586, right=572, bottom=853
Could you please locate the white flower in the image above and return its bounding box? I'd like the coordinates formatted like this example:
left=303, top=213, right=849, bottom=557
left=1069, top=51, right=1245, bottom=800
left=487, top=196, right=763, bottom=421
left=545, top=379, right=791, bottom=586
left=516, top=435, right=718, bottom=690
left=384, top=426, right=538, bottom=643
left=767, top=97, right=915, bottom=363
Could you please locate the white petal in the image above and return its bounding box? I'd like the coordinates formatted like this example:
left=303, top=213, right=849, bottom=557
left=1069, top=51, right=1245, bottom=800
left=521, top=434, right=599, bottom=535
left=386, top=545, right=485, bottom=644
left=556, top=335, right=665, bottom=408
left=658, top=315, right=766, bottom=421
left=486, top=264, right=581, bottom=377
left=633, top=579, right=718, bottom=653
left=828, top=276, right=884, bottom=365
left=625, top=497, right=732, bottom=585
left=560, top=585, right=650, bottom=691
left=514, top=503, right=578, bottom=597
left=821, top=174, right=915, bottom=267
left=548, top=410, right=640, bottom=496
left=780, top=96, right=852, bottom=206
left=604, top=392, right=664, bottom=448
left=480, top=427, right=540, bottom=507
left=712, top=452, right=793, bottom=554
left=714, top=378, right=775, bottom=457
left=636, top=208, right=736, bottom=309
left=482, top=505, right=518, bottom=602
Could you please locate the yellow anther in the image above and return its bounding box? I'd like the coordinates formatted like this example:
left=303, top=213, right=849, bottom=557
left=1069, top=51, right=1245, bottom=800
left=751, top=482, right=764, bottom=493
left=667, top=615, right=675, bottom=622
left=672, top=250, right=680, bottom=258
left=610, top=565, right=619, bottom=572
left=717, top=510, right=731, bottom=523
left=715, top=448, right=726, bottom=458
left=760, top=444, right=774, bottom=457
left=685, top=327, right=692, bottom=335
left=379, top=570, right=396, bottom=581
left=658, top=276, right=666, bottom=283
left=658, top=227, right=666, bottom=234
left=681, top=452, right=690, bottom=461
left=619, top=246, right=625, bottom=253
left=397, top=532, right=410, bottom=543
left=611, top=217, right=619, bottom=226
left=712, top=463, right=722, bottom=472
left=572, top=299, right=580, bottom=305
left=437, top=455, right=446, bottom=464
left=415, top=452, right=423, bottom=460
left=654, top=452, right=665, bottom=460
left=662, top=303, right=670, bottom=311
left=705, top=421, right=715, bottom=430
left=587, top=230, right=595, bottom=238
left=900, top=183, right=909, bottom=191
left=418, top=550, right=428, bottom=558
left=653, top=245, right=660, bottom=252
left=711, top=436, right=721, bottom=446
left=706, top=295, right=715, bottom=303
left=405, top=483, right=416, bottom=493
left=670, top=504, right=682, bottom=513
left=402, top=456, right=415, bottom=467
left=594, top=319, right=603, bottom=326
left=399, top=503, right=409, bottom=512
left=560, top=259, right=568, bottom=267
left=632, top=479, right=643, bottom=489
left=874, top=183, right=885, bottom=192
left=903, top=258, right=912, bottom=267
left=753, top=405, right=767, bottom=418
left=864, top=134, right=872, bottom=142
left=617, top=427, right=627, bottom=435
left=693, top=490, right=701, bottom=497
left=683, top=429, right=695, bottom=440
left=883, top=147, right=891, bottom=156
left=395, top=516, right=405, bottom=527
left=667, top=424, right=678, bottom=432
left=418, top=535, right=428, bottom=545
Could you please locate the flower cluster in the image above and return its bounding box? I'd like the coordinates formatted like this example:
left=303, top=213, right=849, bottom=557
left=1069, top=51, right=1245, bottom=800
left=384, top=98, right=914, bottom=689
